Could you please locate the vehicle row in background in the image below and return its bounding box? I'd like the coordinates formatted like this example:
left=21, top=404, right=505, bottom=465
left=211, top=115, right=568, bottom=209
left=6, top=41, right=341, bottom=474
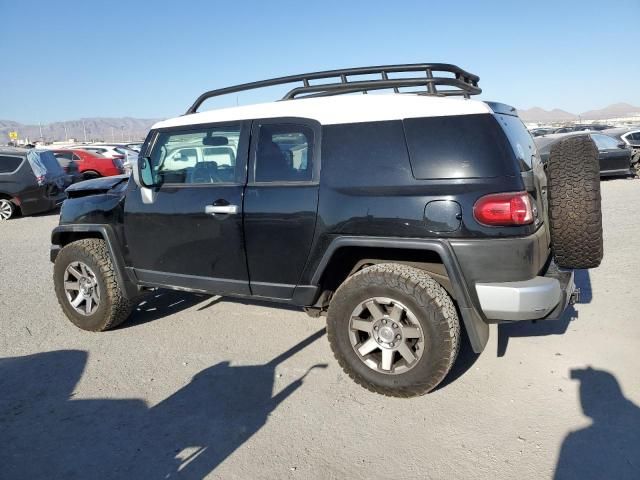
left=51, top=149, right=125, bottom=181
left=535, top=132, right=636, bottom=178
left=0, top=148, right=70, bottom=220
left=529, top=123, right=615, bottom=137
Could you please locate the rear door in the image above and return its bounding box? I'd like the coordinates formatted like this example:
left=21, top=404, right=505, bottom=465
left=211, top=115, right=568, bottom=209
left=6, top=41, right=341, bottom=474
left=124, top=122, right=251, bottom=295
left=243, top=118, right=320, bottom=299
left=591, top=134, right=631, bottom=173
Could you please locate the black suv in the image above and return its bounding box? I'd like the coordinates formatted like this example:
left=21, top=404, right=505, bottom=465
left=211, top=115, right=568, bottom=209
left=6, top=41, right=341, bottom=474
left=51, top=64, right=603, bottom=396
left=1, top=147, right=69, bottom=220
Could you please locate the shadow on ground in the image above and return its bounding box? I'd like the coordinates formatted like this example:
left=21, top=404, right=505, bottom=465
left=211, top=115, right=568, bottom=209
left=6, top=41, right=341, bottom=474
left=0, top=329, right=327, bottom=479
left=554, top=367, right=640, bottom=479
left=123, top=290, right=303, bottom=329
left=496, top=269, right=592, bottom=357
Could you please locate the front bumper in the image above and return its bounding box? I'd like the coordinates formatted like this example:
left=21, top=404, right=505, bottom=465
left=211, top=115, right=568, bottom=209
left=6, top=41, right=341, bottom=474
left=475, top=263, right=576, bottom=321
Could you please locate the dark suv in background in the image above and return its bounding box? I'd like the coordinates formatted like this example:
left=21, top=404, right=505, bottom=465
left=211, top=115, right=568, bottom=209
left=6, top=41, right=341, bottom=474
left=0, top=148, right=69, bottom=220
left=50, top=64, right=603, bottom=396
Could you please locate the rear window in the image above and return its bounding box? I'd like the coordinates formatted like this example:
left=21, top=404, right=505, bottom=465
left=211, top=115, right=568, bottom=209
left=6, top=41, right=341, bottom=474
left=494, top=114, right=537, bottom=171
left=0, top=155, right=24, bottom=174
left=403, top=114, right=518, bottom=179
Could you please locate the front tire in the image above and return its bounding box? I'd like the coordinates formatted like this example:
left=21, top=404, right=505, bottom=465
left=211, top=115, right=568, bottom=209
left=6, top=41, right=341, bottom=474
left=327, top=263, right=460, bottom=397
left=54, top=239, right=132, bottom=331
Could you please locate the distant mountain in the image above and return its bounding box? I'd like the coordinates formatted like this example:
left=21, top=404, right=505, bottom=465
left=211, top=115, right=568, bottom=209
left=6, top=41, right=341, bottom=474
left=518, top=103, right=640, bottom=123
left=580, top=103, right=640, bottom=120
left=0, top=117, right=161, bottom=143
left=518, top=107, right=577, bottom=123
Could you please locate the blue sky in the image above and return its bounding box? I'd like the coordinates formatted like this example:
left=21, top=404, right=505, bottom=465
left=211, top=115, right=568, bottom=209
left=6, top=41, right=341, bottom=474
left=1, top=0, right=638, bottom=123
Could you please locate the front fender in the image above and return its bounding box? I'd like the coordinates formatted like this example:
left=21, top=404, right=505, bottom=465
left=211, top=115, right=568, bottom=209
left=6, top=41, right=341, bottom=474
left=51, top=224, right=140, bottom=300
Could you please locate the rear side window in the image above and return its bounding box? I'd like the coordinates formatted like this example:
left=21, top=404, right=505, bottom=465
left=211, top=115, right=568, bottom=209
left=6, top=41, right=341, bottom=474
left=0, top=155, right=23, bottom=173
left=404, top=114, right=518, bottom=180
left=591, top=134, right=620, bottom=150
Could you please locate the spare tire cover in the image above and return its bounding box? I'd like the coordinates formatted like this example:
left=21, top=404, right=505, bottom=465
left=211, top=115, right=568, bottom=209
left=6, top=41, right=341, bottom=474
left=546, top=135, right=603, bottom=269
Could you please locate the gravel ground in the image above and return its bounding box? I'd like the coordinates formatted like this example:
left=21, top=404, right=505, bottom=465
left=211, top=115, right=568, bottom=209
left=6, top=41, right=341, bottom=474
left=1, top=179, right=639, bottom=480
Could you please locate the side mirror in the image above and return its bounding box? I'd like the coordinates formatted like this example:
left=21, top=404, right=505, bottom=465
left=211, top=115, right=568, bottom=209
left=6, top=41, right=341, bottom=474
left=618, top=142, right=627, bottom=149
left=132, top=156, right=155, bottom=187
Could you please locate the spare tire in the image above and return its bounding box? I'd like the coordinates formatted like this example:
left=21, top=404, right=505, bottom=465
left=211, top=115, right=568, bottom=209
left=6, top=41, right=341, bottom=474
left=546, top=135, right=603, bottom=269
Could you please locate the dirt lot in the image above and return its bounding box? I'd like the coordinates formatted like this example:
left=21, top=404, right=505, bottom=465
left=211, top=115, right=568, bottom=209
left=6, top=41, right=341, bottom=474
left=1, top=179, right=638, bottom=480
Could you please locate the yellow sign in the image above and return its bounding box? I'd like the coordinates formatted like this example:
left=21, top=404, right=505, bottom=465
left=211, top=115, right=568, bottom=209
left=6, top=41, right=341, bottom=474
left=8, top=131, right=18, bottom=140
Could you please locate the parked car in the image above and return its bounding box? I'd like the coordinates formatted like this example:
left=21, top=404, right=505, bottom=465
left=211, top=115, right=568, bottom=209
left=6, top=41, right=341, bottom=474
left=602, top=127, right=640, bottom=170
left=71, top=144, right=136, bottom=174
left=125, top=142, right=143, bottom=152
left=0, top=148, right=69, bottom=220
left=50, top=63, right=602, bottom=397
left=51, top=149, right=124, bottom=179
left=529, top=127, right=555, bottom=137
left=535, top=132, right=634, bottom=177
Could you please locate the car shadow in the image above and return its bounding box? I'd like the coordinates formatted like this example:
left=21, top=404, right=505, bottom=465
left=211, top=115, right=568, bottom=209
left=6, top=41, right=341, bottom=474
left=123, top=290, right=305, bottom=330
left=0, top=329, right=327, bottom=480
left=123, top=289, right=210, bottom=328
left=554, top=367, right=640, bottom=479
left=496, top=269, right=592, bottom=357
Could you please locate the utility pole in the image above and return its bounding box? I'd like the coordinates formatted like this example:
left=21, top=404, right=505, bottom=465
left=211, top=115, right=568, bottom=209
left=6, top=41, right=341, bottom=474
left=112, top=127, right=115, bottom=142
left=121, top=126, right=125, bottom=142
left=39, top=122, right=43, bottom=142
left=82, top=120, right=87, bottom=142
left=63, top=122, right=68, bottom=141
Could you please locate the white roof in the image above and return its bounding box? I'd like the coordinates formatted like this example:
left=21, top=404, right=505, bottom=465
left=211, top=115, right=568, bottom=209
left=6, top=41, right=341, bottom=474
left=153, top=94, right=492, bottom=130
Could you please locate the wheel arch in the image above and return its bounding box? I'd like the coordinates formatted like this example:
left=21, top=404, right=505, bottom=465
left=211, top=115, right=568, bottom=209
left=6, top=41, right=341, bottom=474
left=310, top=236, right=489, bottom=353
left=51, top=224, right=140, bottom=299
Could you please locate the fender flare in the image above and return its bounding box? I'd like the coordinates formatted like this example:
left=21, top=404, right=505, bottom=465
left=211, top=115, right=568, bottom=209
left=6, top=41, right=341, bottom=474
left=51, top=224, right=140, bottom=299
left=309, top=236, right=489, bottom=353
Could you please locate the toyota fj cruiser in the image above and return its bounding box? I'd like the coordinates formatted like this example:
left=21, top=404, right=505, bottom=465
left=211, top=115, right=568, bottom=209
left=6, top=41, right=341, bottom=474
left=51, top=64, right=603, bottom=396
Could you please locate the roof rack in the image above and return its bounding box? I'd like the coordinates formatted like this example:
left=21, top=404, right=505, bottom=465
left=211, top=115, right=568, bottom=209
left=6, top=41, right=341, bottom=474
left=185, top=63, right=481, bottom=114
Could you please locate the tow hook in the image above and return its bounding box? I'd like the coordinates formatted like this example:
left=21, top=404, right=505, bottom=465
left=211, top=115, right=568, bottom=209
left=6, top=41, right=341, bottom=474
left=570, top=288, right=581, bottom=305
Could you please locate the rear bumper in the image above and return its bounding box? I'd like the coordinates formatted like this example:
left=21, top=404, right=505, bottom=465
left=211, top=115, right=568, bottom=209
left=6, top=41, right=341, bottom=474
left=475, top=263, right=576, bottom=321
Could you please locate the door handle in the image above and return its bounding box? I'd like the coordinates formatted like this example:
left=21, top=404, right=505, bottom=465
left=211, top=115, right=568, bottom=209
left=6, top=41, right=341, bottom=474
left=205, top=204, right=238, bottom=215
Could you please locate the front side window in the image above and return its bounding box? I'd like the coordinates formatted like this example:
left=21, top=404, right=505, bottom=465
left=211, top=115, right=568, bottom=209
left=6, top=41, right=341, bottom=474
left=255, top=124, right=313, bottom=182
left=150, top=125, right=242, bottom=184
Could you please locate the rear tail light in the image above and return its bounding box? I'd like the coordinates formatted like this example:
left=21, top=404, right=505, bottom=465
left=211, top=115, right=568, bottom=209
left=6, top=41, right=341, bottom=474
left=473, top=191, right=534, bottom=226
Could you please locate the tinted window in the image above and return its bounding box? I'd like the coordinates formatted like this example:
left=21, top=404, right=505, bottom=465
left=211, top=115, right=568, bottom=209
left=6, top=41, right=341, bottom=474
left=404, top=114, right=518, bottom=179
left=591, top=134, right=620, bottom=150
left=322, top=120, right=411, bottom=187
left=255, top=124, right=313, bottom=182
left=627, top=132, right=640, bottom=143
left=0, top=155, right=23, bottom=173
left=150, top=125, right=242, bottom=184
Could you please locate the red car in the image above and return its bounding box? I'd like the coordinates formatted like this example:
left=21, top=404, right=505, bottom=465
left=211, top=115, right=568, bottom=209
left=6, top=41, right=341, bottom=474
left=51, top=149, right=124, bottom=180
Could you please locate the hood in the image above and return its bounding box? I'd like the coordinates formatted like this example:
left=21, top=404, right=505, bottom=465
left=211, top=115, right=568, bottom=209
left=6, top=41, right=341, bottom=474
left=65, top=175, right=129, bottom=198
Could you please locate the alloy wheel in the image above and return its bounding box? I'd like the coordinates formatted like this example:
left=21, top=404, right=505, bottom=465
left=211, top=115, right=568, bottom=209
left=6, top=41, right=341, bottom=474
left=0, top=199, right=13, bottom=220
left=348, top=297, right=425, bottom=375
left=64, top=261, right=100, bottom=315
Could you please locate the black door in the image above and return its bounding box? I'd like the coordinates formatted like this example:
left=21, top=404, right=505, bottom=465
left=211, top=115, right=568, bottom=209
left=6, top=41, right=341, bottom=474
left=243, top=118, right=321, bottom=299
left=592, top=134, right=632, bottom=175
left=124, top=122, right=251, bottom=295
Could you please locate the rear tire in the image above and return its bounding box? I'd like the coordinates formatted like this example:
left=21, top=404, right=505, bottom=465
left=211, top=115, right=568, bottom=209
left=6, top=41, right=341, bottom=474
left=0, top=198, right=15, bottom=220
left=546, top=135, right=603, bottom=269
left=327, top=263, right=460, bottom=397
left=54, top=239, right=133, bottom=331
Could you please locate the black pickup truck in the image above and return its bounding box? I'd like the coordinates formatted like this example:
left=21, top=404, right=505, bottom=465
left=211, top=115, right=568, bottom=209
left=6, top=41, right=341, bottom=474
left=50, top=64, right=603, bottom=396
